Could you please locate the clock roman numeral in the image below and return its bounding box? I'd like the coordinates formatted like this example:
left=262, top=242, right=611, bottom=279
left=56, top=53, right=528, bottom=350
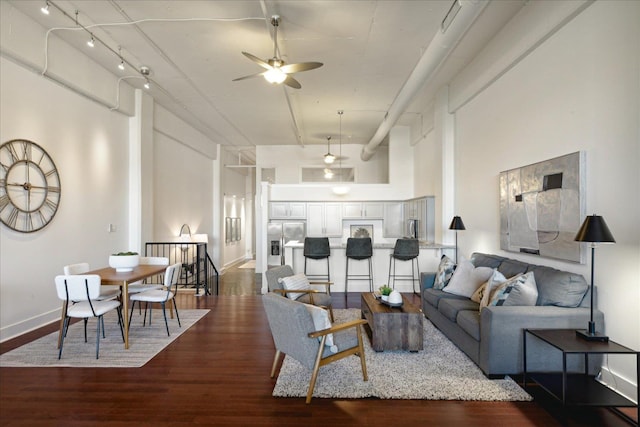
left=6, top=206, right=19, bottom=228
left=5, top=142, right=20, bottom=163
left=0, top=194, right=8, bottom=211
left=21, top=141, right=31, bottom=161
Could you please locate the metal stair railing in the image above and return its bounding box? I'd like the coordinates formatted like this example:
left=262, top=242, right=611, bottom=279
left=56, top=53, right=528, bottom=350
left=144, top=242, right=218, bottom=295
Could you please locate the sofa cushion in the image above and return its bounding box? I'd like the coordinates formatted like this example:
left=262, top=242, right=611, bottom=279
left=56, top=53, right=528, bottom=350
left=278, top=274, right=310, bottom=300
left=457, top=309, right=481, bottom=341
left=489, top=271, right=538, bottom=306
left=443, top=257, right=494, bottom=298
left=470, top=253, right=504, bottom=269
left=527, top=265, right=588, bottom=307
left=433, top=254, right=456, bottom=290
left=439, top=298, right=480, bottom=322
left=497, top=259, right=529, bottom=278
left=423, top=288, right=468, bottom=308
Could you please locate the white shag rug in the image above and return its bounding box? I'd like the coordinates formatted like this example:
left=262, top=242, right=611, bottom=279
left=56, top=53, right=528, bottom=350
left=0, top=309, right=209, bottom=368
left=272, top=309, right=532, bottom=401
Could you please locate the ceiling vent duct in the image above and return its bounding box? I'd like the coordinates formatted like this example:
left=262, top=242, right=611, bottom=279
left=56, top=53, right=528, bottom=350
left=360, top=0, right=487, bottom=161
left=442, top=0, right=463, bottom=33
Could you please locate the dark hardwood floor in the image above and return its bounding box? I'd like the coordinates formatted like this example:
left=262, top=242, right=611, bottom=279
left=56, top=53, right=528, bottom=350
left=0, top=264, right=635, bottom=426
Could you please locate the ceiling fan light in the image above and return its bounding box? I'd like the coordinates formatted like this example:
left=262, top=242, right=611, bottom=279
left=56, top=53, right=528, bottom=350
left=324, top=168, right=334, bottom=179
left=324, top=153, right=336, bottom=164
left=264, top=68, right=286, bottom=84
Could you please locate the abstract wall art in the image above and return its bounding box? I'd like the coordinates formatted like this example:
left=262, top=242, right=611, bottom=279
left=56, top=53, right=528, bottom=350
left=499, top=151, right=585, bottom=263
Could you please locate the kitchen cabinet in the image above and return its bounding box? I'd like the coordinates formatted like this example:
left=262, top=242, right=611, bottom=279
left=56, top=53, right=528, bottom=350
left=307, top=203, right=343, bottom=237
left=342, top=202, right=384, bottom=219
left=269, top=202, right=306, bottom=219
left=383, top=202, right=404, bottom=237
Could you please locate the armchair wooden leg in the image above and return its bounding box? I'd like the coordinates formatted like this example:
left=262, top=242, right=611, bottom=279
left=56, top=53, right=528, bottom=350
left=356, top=325, right=368, bottom=381
left=270, top=350, right=282, bottom=378
left=328, top=306, right=335, bottom=323
left=306, top=345, right=325, bottom=404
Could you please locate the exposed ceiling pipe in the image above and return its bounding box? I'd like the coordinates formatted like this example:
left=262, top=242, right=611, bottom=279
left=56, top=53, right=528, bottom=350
left=360, top=0, right=488, bottom=161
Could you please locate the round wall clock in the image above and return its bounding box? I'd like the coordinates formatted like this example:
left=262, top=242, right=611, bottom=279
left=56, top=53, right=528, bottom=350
left=0, top=139, right=61, bottom=233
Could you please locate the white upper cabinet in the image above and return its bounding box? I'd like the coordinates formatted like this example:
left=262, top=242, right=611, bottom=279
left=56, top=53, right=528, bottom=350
left=307, top=203, right=343, bottom=237
left=269, top=202, right=306, bottom=219
left=383, top=202, right=404, bottom=237
left=342, top=202, right=384, bottom=219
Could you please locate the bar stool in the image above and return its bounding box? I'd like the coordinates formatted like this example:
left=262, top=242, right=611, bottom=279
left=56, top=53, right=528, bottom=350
left=303, top=237, right=331, bottom=282
left=345, top=237, right=374, bottom=294
left=387, top=238, right=420, bottom=294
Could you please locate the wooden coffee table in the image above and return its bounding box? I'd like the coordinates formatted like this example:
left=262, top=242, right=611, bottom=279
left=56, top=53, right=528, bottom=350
left=360, top=292, right=423, bottom=352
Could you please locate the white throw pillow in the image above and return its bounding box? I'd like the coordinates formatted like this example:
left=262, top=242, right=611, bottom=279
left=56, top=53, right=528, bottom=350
left=303, top=303, right=337, bottom=353
left=443, top=257, right=493, bottom=298
left=278, top=274, right=311, bottom=300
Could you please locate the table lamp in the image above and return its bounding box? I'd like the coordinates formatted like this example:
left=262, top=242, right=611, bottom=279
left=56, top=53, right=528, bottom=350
left=574, top=214, right=615, bottom=342
left=449, top=216, right=466, bottom=263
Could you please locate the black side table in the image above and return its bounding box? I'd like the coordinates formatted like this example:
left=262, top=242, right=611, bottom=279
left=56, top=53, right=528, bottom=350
left=524, top=329, right=638, bottom=426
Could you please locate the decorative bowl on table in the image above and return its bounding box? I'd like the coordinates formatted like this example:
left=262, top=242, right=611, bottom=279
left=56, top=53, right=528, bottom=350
left=109, top=252, right=140, bottom=272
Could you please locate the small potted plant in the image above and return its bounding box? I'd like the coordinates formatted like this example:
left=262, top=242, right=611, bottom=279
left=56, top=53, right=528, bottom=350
left=109, top=251, right=140, bottom=272
left=379, top=285, right=392, bottom=301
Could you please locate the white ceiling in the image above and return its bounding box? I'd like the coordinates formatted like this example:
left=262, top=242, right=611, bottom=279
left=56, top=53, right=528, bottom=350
left=11, top=0, right=526, bottom=163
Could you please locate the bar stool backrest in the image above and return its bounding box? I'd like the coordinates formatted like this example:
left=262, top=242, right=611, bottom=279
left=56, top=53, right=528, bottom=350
left=303, top=237, right=330, bottom=259
left=392, top=238, right=419, bottom=260
left=346, top=237, right=373, bottom=260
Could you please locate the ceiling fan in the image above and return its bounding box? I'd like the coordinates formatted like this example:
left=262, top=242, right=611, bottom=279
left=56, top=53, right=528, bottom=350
left=233, top=15, right=323, bottom=89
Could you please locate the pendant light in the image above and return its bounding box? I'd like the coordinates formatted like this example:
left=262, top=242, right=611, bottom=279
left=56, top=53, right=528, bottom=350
left=332, top=110, right=350, bottom=195
left=324, top=136, right=336, bottom=164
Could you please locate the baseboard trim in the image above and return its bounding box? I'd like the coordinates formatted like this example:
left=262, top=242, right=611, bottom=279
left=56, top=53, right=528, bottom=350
left=596, top=366, right=638, bottom=404
left=0, top=308, right=59, bottom=343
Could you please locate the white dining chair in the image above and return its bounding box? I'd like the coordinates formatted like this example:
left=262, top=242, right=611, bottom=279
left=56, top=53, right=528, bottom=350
left=63, top=263, right=121, bottom=301
left=127, top=256, right=169, bottom=294
left=55, top=274, right=124, bottom=359
left=129, top=263, right=182, bottom=336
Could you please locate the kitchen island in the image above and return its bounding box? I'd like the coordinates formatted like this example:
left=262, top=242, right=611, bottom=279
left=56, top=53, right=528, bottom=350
left=282, top=240, right=455, bottom=293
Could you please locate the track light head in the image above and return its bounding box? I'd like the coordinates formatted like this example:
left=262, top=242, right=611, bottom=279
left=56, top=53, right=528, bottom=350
left=118, top=60, right=125, bottom=71
left=41, top=1, right=50, bottom=15
left=87, top=37, right=95, bottom=48
left=144, top=79, right=150, bottom=90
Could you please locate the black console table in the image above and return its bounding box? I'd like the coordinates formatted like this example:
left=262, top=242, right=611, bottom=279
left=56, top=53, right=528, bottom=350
left=524, top=329, right=638, bottom=426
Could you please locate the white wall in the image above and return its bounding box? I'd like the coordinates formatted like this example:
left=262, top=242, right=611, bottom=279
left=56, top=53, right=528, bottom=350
left=448, top=1, right=638, bottom=398
left=0, top=57, right=130, bottom=340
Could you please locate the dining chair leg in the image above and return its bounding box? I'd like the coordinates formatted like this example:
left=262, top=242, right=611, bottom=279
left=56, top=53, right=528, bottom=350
left=58, top=317, right=69, bottom=359
left=83, top=318, right=88, bottom=343
left=173, top=299, right=181, bottom=328
left=117, top=308, right=125, bottom=341
left=128, top=300, right=136, bottom=332
left=161, top=302, right=170, bottom=336
left=95, top=315, right=102, bottom=359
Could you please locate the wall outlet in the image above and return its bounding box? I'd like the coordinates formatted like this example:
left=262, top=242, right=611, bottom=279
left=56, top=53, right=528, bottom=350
left=108, top=224, right=116, bottom=233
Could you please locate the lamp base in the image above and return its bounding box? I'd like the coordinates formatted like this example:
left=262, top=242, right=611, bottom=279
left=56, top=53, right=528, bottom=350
left=575, top=329, right=609, bottom=342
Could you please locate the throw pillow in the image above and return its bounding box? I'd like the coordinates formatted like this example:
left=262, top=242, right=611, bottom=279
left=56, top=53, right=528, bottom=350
left=470, top=281, right=488, bottom=304
left=479, top=269, right=507, bottom=310
left=489, top=271, right=538, bottom=307
left=303, top=303, right=337, bottom=353
left=278, top=274, right=311, bottom=300
left=442, top=257, right=494, bottom=298
left=433, top=254, right=456, bottom=290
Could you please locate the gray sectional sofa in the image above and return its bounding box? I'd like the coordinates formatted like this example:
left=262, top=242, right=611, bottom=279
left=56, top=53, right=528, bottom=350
left=421, top=252, right=603, bottom=378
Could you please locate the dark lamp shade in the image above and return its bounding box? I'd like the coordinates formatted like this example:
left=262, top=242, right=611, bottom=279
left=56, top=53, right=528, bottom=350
left=574, top=215, right=615, bottom=243
left=449, top=216, right=466, bottom=231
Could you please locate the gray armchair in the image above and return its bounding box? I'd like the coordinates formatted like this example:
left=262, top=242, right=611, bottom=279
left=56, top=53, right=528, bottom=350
left=265, top=265, right=334, bottom=321
left=262, top=292, right=368, bottom=403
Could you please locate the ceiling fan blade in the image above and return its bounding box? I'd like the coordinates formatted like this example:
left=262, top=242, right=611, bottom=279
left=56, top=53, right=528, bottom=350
left=232, top=71, right=267, bottom=82
left=241, top=52, right=272, bottom=70
left=280, top=62, right=323, bottom=74
left=283, top=75, right=301, bottom=89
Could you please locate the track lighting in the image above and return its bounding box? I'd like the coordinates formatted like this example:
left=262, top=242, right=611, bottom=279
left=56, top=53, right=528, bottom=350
left=41, top=1, right=50, bottom=15
left=87, top=37, right=95, bottom=48
left=118, top=60, right=125, bottom=71
left=144, top=79, right=150, bottom=90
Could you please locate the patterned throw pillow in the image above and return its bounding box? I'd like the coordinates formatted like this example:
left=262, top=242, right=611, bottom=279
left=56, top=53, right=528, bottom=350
left=489, top=271, right=538, bottom=307
left=470, top=281, right=488, bottom=303
left=303, top=303, right=337, bottom=353
left=480, top=269, right=507, bottom=310
left=433, top=255, right=456, bottom=290
left=278, top=274, right=311, bottom=300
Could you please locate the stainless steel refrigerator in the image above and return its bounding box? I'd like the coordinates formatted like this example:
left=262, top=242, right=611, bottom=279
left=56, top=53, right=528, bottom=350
left=267, top=221, right=306, bottom=266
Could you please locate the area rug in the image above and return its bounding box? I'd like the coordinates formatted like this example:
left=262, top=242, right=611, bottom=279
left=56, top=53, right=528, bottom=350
left=238, top=260, right=256, bottom=269
left=0, top=309, right=209, bottom=368
left=272, top=309, right=531, bottom=401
